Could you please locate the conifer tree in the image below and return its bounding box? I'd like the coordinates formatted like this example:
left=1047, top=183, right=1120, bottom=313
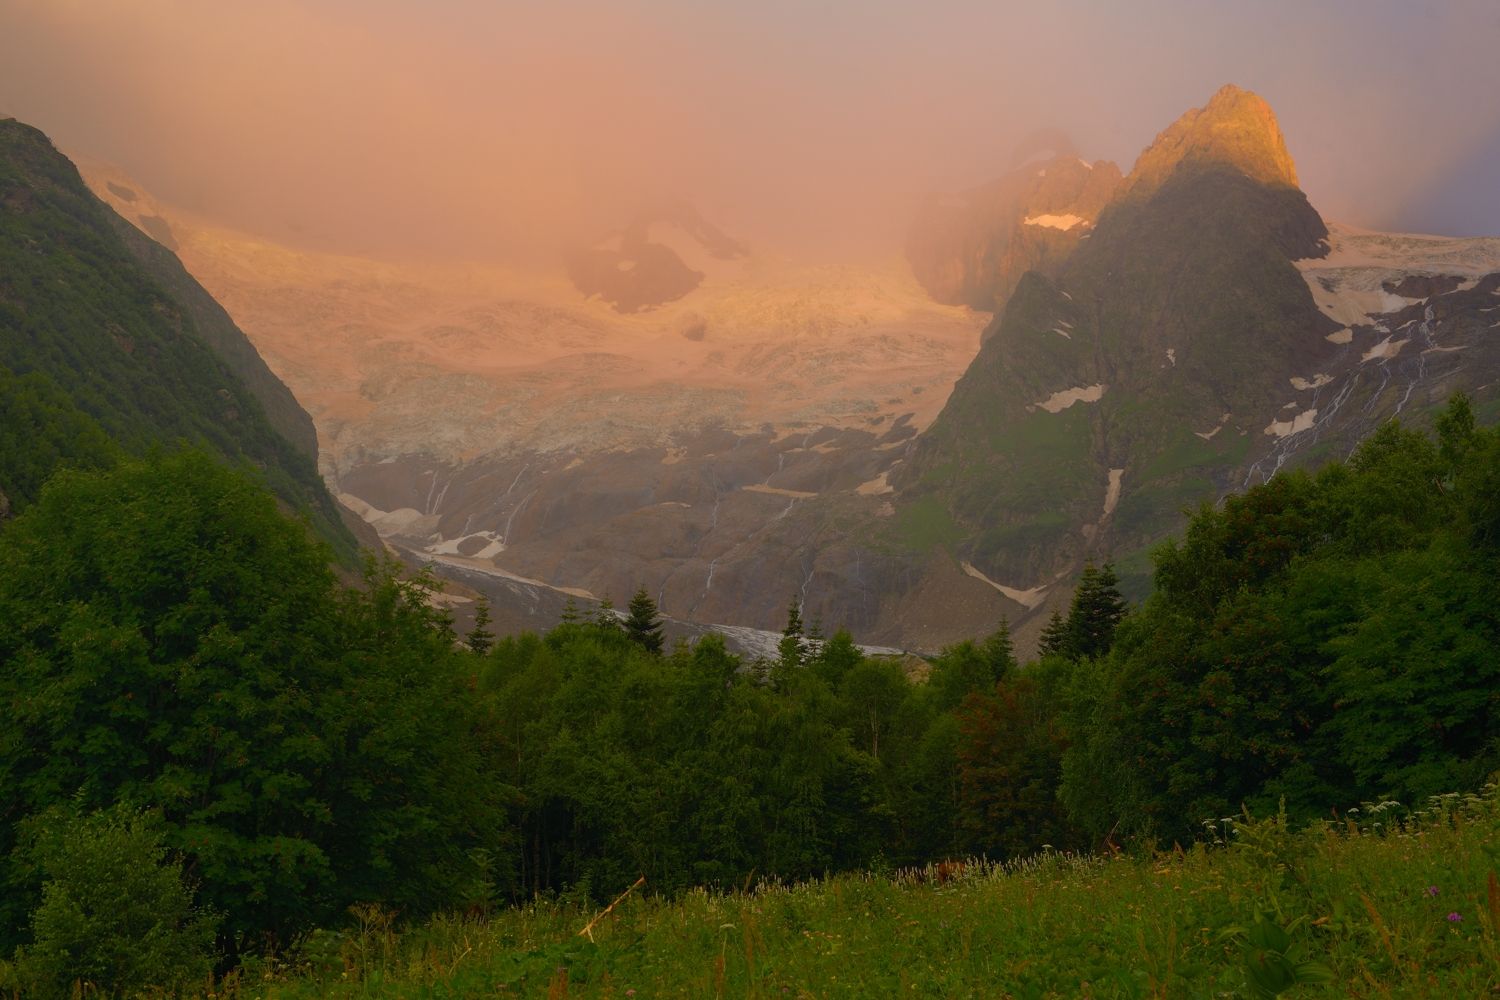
left=594, top=595, right=622, bottom=632
left=1068, top=562, right=1127, bottom=659
left=980, top=616, right=1017, bottom=679
left=1037, top=610, right=1072, bottom=659
left=559, top=597, right=581, bottom=625
left=466, top=597, right=495, bottom=656
left=625, top=586, right=664, bottom=654
left=806, top=612, right=826, bottom=658
left=778, top=595, right=806, bottom=670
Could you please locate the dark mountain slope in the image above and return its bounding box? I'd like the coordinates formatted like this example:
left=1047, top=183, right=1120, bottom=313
left=892, top=86, right=1337, bottom=598
left=0, top=118, right=355, bottom=558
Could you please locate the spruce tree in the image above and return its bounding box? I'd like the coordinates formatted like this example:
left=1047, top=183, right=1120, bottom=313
left=1037, top=610, right=1073, bottom=659
left=559, top=597, right=581, bottom=625
left=778, top=595, right=806, bottom=670
left=465, top=597, right=495, bottom=656
left=625, top=586, right=664, bottom=654
left=594, top=595, right=622, bottom=632
left=980, top=617, right=1017, bottom=679
left=1068, top=562, right=1127, bottom=659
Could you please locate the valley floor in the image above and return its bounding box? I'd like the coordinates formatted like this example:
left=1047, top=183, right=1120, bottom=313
left=231, top=789, right=1498, bottom=999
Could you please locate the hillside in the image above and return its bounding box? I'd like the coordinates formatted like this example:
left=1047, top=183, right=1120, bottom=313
left=888, top=84, right=1500, bottom=617
left=171, top=788, right=1500, bottom=996
left=58, top=87, right=1500, bottom=655
left=0, top=118, right=357, bottom=557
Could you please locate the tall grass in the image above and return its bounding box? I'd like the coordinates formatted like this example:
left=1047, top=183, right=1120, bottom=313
left=201, top=785, right=1500, bottom=997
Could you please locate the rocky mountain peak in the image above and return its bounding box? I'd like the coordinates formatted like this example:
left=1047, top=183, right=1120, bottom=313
left=1121, top=84, right=1300, bottom=201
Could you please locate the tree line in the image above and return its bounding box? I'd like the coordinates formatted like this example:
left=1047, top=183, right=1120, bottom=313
left=1, top=397, right=1497, bottom=994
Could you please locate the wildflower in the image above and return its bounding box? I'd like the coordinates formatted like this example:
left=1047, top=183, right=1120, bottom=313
left=1425, top=886, right=1440, bottom=897
left=1447, top=912, right=1463, bottom=923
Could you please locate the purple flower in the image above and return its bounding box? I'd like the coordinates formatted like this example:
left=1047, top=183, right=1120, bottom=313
left=1447, top=912, right=1463, bottom=923
left=1425, top=886, right=1440, bottom=897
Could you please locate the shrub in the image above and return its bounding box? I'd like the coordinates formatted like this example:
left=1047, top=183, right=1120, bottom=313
left=7, top=804, right=218, bottom=998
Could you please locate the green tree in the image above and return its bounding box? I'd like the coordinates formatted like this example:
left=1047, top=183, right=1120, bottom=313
left=7, top=804, right=217, bottom=1000
left=467, top=596, right=496, bottom=655
left=625, top=586, right=665, bottom=654
left=1067, top=562, right=1128, bottom=659
left=777, top=596, right=807, bottom=672
left=1037, top=610, right=1072, bottom=658
left=0, top=452, right=513, bottom=952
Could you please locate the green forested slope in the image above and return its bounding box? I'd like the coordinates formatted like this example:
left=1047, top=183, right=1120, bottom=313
left=0, top=118, right=352, bottom=557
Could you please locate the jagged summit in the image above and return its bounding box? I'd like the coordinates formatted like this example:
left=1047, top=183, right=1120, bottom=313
left=1121, top=84, right=1300, bottom=201
left=905, top=149, right=1123, bottom=314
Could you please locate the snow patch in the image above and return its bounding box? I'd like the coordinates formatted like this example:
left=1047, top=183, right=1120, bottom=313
left=1362, top=336, right=1408, bottom=363
left=742, top=483, right=817, bottom=499
left=1035, top=383, right=1105, bottom=413
left=1103, top=468, right=1124, bottom=517
left=961, top=561, right=1048, bottom=609
left=1326, top=327, right=1353, bottom=344
left=1264, top=409, right=1318, bottom=438
left=1290, top=373, right=1333, bottom=390
left=428, top=531, right=506, bottom=560
left=854, top=471, right=894, bottom=496
left=1051, top=327, right=1072, bottom=339
left=1023, top=213, right=1088, bottom=232
left=1166, top=348, right=1176, bottom=367
left=1194, top=413, right=1231, bottom=441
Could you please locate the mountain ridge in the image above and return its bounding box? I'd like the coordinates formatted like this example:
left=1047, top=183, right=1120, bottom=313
left=0, top=118, right=364, bottom=560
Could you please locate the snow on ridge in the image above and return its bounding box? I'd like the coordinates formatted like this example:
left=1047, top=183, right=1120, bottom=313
left=1195, top=413, right=1231, bottom=441
left=1362, top=336, right=1408, bottom=363
left=1103, top=468, right=1124, bottom=517
left=1264, top=409, right=1317, bottom=438
left=1023, top=213, right=1089, bottom=232
left=1034, top=384, right=1105, bottom=413
left=1290, top=373, right=1332, bottom=390
left=961, top=562, right=1048, bottom=609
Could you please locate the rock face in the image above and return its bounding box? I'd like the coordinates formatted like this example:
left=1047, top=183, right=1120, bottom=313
left=64, top=88, right=1500, bottom=655
left=906, top=149, right=1122, bottom=315
left=1118, top=83, right=1302, bottom=202
left=881, top=85, right=1500, bottom=646
left=567, top=202, right=750, bottom=313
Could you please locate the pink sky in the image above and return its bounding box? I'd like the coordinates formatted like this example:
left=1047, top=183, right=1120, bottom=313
left=3, top=0, right=1498, bottom=262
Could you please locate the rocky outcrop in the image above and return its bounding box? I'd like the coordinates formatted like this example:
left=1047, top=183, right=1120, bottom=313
left=567, top=202, right=748, bottom=313
left=1118, top=84, right=1301, bottom=202
left=906, top=150, right=1122, bottom=315
left=891, top=86, right=1341, bottom=620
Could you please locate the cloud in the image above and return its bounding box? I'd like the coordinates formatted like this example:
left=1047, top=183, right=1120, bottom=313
left=2, top=0, right=1497, bottom=262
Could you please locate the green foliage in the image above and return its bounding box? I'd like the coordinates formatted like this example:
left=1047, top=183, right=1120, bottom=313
left=0, top=452, right=513, bottom=953
left=623, top=586, right=663, bottom=655
left=1062, top=397, right=1500, bottom=843
left=777, top=595, right=806, bottom=672
left=1038, top=562, right=1129, bottom=661
left=0, top=364, right=118, bottom=509
left=466, top=597, right=495, bottom=656
left=0, top=118, right=355, bottom=560
left=6, top=803, right=217, bottom=1000
left=221, top=782, right=1500, bottom=998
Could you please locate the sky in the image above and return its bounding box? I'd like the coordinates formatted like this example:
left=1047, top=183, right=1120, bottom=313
left=2, top=0, right=1499, bottom=263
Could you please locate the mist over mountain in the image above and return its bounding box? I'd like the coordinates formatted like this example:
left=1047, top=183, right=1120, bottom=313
left=58, top=81, right=1500, bottom=657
